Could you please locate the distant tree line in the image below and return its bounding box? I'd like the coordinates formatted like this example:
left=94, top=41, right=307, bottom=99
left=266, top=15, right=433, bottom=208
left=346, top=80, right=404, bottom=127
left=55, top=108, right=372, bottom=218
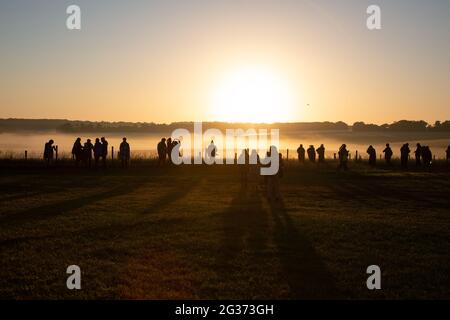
left=352, top=120, right=450, bottom=132
left=1, top=118, right=449, bottom=133
left=56, top=120, right=351, bottom=133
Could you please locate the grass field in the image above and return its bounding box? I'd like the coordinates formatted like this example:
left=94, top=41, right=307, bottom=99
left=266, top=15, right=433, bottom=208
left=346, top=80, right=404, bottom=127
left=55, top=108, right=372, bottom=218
left=1, top=160, right=449, bottom=299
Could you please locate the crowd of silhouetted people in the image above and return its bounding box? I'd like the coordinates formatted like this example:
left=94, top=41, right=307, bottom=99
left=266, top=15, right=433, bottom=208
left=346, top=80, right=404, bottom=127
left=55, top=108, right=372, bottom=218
left=297, top=143, right=350, bottom=170
left=157, top=137, right=181, bottom=166
left=296, top=143, right=450, bottom=170
left=44, top=136, right=129, bottom=168
left=237, top=146, right=285, bottom=202
left=70, top=137, right=112, bottom=168
left=380, top=143, right=433, bottom=169
left=38, top=138, right=450, bottom=203
left=42, top=137, right=450, bottom=173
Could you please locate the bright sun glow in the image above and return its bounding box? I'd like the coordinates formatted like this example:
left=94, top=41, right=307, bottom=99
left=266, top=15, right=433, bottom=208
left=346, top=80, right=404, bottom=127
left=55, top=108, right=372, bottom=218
left=210, top=66, right=296, bottom=123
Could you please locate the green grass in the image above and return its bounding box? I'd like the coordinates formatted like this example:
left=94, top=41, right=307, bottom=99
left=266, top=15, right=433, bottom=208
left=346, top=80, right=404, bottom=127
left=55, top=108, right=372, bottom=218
left=0, top=160, right=449, bottom=299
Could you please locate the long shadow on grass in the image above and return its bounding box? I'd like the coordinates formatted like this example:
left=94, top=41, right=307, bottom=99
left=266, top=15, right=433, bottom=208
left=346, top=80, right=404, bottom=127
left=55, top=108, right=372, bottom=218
left=0, top=183, right=95, bottom=204
left=327, top=174, right=450, bottom=210
left=0, top=178, right=199, bottom=250
left=217, top=189, right=269, bottom=267
left=0, top=179, right=200, bottom=299
left=139, top=177, right=204, bottom=215
left=214, top=188, right=270, bottom=298
left=215, top=186, right=339, bottom=299
left=0, top=177, right=150, bottom=226
left=268, top=198, right=340, bottom=299
left=0, top=179, right=78, bottom=204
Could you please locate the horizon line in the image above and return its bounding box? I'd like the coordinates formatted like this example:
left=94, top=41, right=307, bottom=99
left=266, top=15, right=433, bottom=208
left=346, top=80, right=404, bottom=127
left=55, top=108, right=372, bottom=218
left=1, top=117, right=448, bottom=127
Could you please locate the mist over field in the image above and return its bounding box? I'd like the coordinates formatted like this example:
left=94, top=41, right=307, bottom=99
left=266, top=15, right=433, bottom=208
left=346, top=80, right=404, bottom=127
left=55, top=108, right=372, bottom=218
left=1, top=119, right=450, bottom=158
left=1, top=130, right=450, bottom=160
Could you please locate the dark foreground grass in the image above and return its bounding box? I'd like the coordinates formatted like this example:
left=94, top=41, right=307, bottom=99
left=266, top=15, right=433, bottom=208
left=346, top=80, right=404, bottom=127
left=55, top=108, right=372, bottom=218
left=0, top=160, right=449, bottom=299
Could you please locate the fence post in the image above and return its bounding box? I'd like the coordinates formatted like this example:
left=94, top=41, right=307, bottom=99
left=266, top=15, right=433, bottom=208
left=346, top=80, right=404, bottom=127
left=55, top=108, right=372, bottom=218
left=286, top=149, right=289, bottom=161
left=25, top=150, right=27, bottom=161
left=334, top=153, right=336, bottom=160
left=355, top=150, right=358, bottom=161
left=112, top=146, right=114, bottom=161
left=55, top=146, right=58, bottom=162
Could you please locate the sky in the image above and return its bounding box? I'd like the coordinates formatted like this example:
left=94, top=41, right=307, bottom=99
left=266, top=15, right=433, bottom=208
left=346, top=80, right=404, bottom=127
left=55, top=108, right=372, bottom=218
left=0, top=0, right=449, bottom=124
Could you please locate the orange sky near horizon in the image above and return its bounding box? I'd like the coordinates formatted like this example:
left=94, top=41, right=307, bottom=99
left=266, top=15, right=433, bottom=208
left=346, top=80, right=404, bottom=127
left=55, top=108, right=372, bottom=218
left=1, top=1, right=449, bottom=125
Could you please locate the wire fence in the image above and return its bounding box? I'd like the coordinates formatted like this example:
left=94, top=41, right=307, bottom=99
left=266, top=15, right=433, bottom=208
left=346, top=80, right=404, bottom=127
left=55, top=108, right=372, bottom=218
left=1, top=147, right=448, bottom=162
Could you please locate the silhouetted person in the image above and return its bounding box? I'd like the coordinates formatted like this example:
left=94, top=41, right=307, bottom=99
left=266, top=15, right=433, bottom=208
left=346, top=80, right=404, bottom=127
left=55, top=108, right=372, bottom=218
left=307, top=145, right=316, bottom=162
left=446, top=146, right=450, bottom=164
left=207, top=140, right=217, bottom=162
left=367, top=145, right=376, bottom=167
left=94, top=138, right=102, bottom=168
left=71, top=137, right=83, bottom=167
left=249, top=149, right=261, bottom=190
left=166, top=137, right=173, bottom=163
left=400, top=143, right=410, bottom=169
left=43, top=139, right=56, bottom=166
left=383, top=143, right=393, bottom=165
left=239, top=149, right=250, bottom=190
left=266, top=147, right=282, bottom=202
left=262, top=150, right=271, bottom=192
left=170, top=139, right=181, bottom=162
left=316, top=144, right=325, bottom=163
left=297, top=144, right=305, bottom=163
left=101, top=137, right=108, bottom=168
left=338, top=144, right=349, bottom=170
left=278, top=152, right=284, bottom=179
left=414, top=143, right=422, bottom=167
left=119, top=137, right=131, bottom=168
left=157, top=138, right=167, bottom=166
left=83, top=139, right=94, bottom=168
left=422, top=146, right=432, bottom=168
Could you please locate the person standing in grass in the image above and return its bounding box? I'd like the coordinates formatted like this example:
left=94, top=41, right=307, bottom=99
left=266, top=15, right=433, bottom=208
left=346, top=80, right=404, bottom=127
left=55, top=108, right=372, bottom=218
left=307, top=145, right=316, bottom=162
left=317, top=144, right=325, bottom=163
left=43, top=139, right=56, bottom=167
left=83, top=139, right=94, bottom=168
left=119, top=137, right=131, bottom=168
left=94, top=138, right=102, bottom=169
left=383, top=143, right=393, bottom=165
left=170, top=139, right=181, bottom=162
left=157, top=138, right=167, bottom=166
left=239, top=149, right=250, bottom=191
left=338, top=144, right=349, bottom=171
left=367, top=145, right=376, bottom=167
left=249, top=149, right=261, bottom=191
left=101, top=137, right=108, bottom=168
left=415, top=143, right=422, bottom=167
left=446, top=146, right=450, bottom=164
left=206, top=140, right=217, bottom=163
left=265, top=147, right=282, bottom=202
left=297, top=144, right=305, bottom=163
left=400, top=143, right=410, bottom=169
left=71, top=137, right=83, bottom=167
left=422, top=146, right=432, bottom=168
left=166, top=137, right=173, bottom=164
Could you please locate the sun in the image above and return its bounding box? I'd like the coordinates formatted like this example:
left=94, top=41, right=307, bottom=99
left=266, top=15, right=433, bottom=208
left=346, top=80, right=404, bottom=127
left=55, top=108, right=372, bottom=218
left=210, top=66, right=296, bottom=123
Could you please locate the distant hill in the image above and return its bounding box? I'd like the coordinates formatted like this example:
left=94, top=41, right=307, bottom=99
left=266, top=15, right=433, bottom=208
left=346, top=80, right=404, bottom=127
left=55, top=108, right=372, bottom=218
left=1, top=118, right=449, bottom=133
